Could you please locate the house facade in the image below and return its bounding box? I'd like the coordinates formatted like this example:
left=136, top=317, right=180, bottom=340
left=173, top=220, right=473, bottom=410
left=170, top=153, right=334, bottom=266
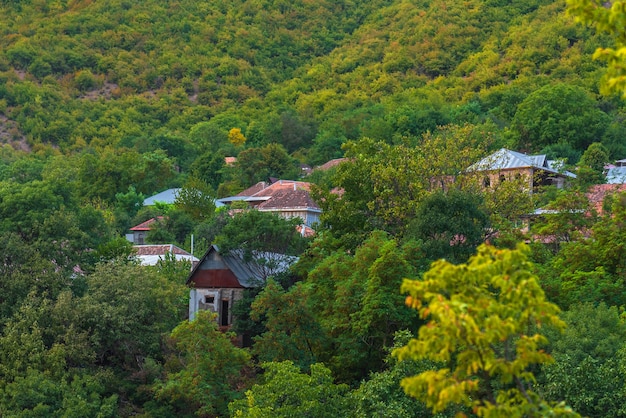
left=187, top=245, right=296, bottom=328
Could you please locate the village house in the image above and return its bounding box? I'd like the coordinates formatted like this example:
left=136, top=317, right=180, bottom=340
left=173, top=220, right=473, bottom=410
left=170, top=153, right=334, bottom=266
left=127, top=217, right=163, bottom=244
left=467, top=148, right=576, bottom=192
left=187, top=245, right=297, bottom=342
left=217, top=179, right=321, bottom=234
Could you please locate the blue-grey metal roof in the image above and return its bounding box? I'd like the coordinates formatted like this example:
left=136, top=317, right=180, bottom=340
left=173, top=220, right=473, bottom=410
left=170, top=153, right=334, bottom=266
left=143, top=188, right=181, bottom=205
left=144, top=188, right=224, bottom=207
left=606, top=167, right=626, bottom=184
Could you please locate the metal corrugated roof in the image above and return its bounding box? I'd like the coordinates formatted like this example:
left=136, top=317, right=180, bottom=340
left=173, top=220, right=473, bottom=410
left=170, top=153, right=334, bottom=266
left=187, top=245, right=297, bottom=288
left=143, top=188, right=181, bottom=205
left=606, top=167, right=626, bottom=184
left=467, top=148, right=575, bottom=178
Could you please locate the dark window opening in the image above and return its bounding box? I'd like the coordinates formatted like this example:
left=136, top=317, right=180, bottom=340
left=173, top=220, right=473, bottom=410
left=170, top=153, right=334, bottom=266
left=205, top=296, right=214, bottom=304
left=483, top=177, right=491, bottom=187
left=499, top=174, right=506, bottom=183
left=221, top=300, right=229, bottom=326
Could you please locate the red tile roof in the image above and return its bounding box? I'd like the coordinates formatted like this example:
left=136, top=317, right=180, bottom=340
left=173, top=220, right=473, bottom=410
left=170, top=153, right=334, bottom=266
left=247, top=181, right=318, bottom=210
left=237, top=181, right=271, bottom=197
left=587, top=184, right=626, bottom=214
left=129, top=216, right=164, bottom=231
left=257, top=188, right=319, bottom=210
left=234, top=180, right=319, bottom=210
left=315, top=158, right=349, bottom=171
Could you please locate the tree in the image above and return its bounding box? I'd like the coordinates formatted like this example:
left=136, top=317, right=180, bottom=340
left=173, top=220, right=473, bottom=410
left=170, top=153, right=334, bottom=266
left=531, top=189, right=594, bottom=253
left=537, top=303, right=626, bottom=417
left=577, top=142, right=609, bottom=186
left=312, top=125, right=492, bottom=249
left=349, top=330, right=460, bottom=418
left=228, top=361, right=349, bottom=418
left=155, top=311, right=251, bottom=417
left=406, top=189, right=489, bottom=264
left=228, top=127, right=247, bottom=147
left=543, top=191, right=626, bottom=309
left=567, top=0, right=626, bottom=96
left=174, top=176, right=216, bottom=222
left=235, top=143, right=299, bottom=185
left=394, top=244, right=578, bottom=417
left=215, top=210, right=308, bottom=280
left=512, top=83, right=609, bottom=153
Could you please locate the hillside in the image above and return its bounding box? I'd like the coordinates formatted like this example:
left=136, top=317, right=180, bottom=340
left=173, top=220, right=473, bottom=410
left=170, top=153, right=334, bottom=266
left=2, top=1, right=626, bottom=416
left=0, top=0, right=618, bottom=167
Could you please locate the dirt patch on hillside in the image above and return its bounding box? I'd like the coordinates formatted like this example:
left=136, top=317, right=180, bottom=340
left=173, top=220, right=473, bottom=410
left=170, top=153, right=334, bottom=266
left=0, top=115, right=30, bottom=152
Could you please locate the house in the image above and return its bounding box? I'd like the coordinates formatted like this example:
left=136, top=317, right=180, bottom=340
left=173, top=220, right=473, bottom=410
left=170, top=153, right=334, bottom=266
left=218, top=179, right=321, bottom=228
left=187, top=245, right=297, bottom=327
left=132, top=244, right=198, bottom=266
left=467, top=148, right=576, bottom=191
left=127, top=217, right=163, bottom=244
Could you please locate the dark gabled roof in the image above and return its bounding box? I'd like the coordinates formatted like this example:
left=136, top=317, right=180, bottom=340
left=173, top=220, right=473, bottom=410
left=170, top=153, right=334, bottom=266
left=186, top=244, right=298, bottom=288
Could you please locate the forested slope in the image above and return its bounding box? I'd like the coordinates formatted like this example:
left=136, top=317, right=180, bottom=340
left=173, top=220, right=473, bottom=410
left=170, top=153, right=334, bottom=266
left=0, top=0, right=617, bottom=162
left=2, top=0, right=626, bottom=416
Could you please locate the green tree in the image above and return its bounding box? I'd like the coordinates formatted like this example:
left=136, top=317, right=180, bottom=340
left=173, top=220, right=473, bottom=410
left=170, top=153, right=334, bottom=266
left=512, top=83, right=609, bottom=152
left=155, top=311, right=251, bottom=417
left=406, top=189, right=489, bottom=264
left=235, top=143, right=299, bottom=185
left=567, top=0, right=626, bottom=96
left=313, top=125, right=492, bottom=249
left=577, top=142, right=609, bottom=186
left=229, top=361, right=349, bottom=418
left=395, top=244, right=578, bottom=417
left=532, top=189, right=594, bottom=253
left=543, top=191, right=626, bottom=308
left=174, top=176, right=216, bottom=222
left=215, top=210, right=308, bottom=280
left=538, top=303, right=626, bottom=417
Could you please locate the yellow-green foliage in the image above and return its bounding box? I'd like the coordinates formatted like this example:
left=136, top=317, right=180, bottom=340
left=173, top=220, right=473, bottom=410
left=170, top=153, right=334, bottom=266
left=394, top=244, right=579, bottom=417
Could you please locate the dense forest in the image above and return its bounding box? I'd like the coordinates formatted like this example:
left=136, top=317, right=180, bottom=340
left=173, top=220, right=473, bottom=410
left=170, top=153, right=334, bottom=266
left=1, top=0, right=626, bottom=416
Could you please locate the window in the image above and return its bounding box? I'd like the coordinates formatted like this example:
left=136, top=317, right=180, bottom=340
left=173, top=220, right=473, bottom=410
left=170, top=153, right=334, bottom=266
left=499, top=174, right=506, bottom=183
left=204, top=295, right=214, bottom=304
left=483, top=177, right=491, bottom=187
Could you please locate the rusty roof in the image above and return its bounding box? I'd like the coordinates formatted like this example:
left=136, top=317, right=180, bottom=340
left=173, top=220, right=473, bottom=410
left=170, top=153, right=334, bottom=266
left=133, top=244, right=192, bottom=256
left=315, top=158, right=349, bottom=171
left=257, top=188, right=320, bottom=211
